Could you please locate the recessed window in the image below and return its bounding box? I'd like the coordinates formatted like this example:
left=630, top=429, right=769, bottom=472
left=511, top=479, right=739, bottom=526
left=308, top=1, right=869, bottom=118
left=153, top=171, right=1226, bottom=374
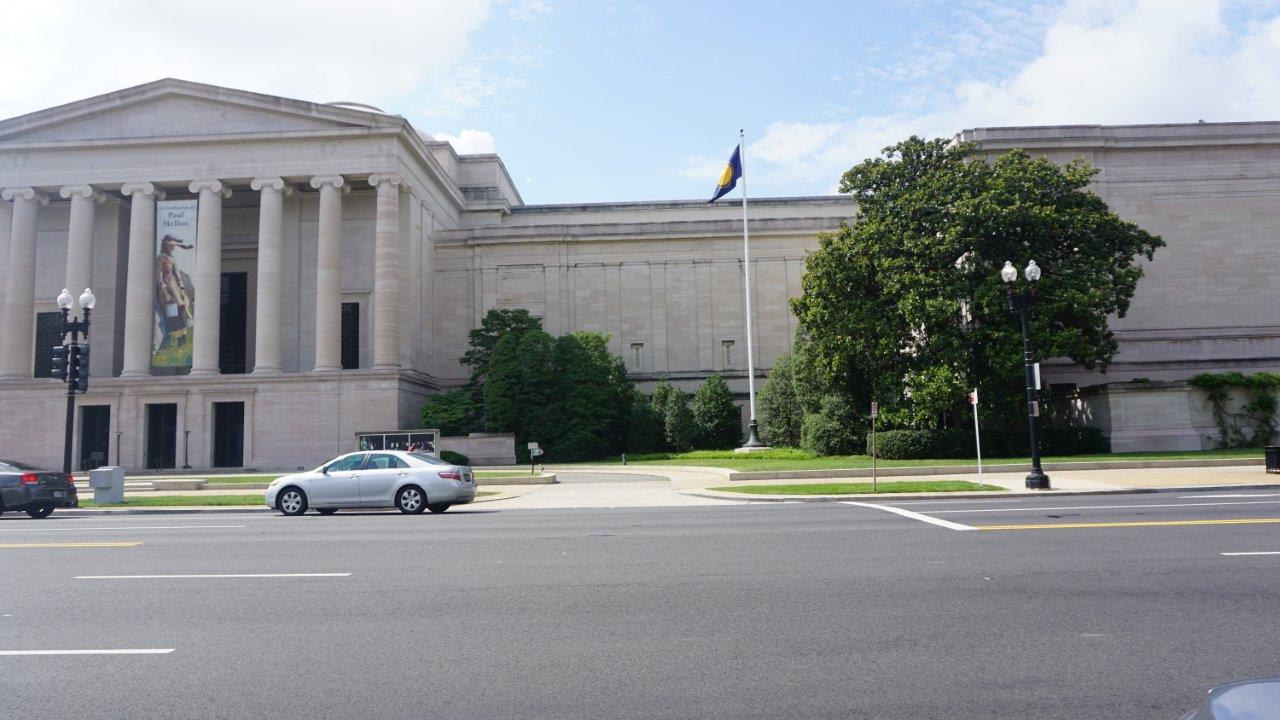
left=722, top=340, right=735, bottom=368
left=34, top=312, right=62, bottom=379
left=630, top=342, right=644, bottom=371
left=341, top=302, right=360, bottom=370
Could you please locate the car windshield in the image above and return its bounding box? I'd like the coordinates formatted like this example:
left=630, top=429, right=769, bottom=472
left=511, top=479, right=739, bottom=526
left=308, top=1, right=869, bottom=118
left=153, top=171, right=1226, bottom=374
left=409, top=453, right=451, bottom=466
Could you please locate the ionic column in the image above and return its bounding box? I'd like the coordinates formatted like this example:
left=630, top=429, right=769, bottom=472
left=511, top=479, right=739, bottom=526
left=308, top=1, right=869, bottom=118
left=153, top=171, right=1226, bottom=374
left=188, top=180, right=231, bottom=376
left=1, top=188, right=49, bottom=379
left=310, top=175, right=346, bottom=372
left=0, top=199, right=12, bottom=351
left=120, top=183, right=166, bottom=377
left=250, top=177, right=291, bottom=373
left=369, top=173, right=402, bottom=371
left=60, top=185, right=106, bottom=311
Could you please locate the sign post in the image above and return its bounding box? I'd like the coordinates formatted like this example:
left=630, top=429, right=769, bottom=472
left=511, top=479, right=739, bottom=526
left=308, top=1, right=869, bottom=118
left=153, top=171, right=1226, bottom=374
left=870, top=401, right=879, bottom=493
left=528, top=441, right=541, bottom=475
left=969, top=389, right=983, bottom=483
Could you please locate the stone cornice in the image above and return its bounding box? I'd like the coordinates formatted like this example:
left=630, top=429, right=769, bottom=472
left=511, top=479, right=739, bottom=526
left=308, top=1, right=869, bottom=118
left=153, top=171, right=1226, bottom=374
left=250, top=177, right=293, bottom=195
left=437, top=216, right=847, bottom=246
left=189, top=179, right=232, bottom=198
left=120, top=181, right=166, bottom=200
left=59, top=184, right=106, bottom=203
left=1, top=187, right=48, bottom=204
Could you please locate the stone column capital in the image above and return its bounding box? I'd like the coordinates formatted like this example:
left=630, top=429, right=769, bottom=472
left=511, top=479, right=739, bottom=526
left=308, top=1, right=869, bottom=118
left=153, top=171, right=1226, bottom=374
left=59, top=185, right=106, bottom=203
left=368, top=172, right=403, bottom=189
left=1, top=187, right=48, bottom=205
left=310, top=174, right=349, bottom=193
left=250, top=177, right=294, bottom=195
left=189, top=179, right=232, bottom=198
left=120, top=182, right=166, bottom=200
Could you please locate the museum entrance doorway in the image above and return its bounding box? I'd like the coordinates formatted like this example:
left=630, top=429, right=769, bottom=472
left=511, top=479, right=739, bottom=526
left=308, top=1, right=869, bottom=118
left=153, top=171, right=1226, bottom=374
left=145, top=403, right=177, bottom=470
left=79, top=406, right=111, bottom=471
left=212, top=402, right=244, bottom=467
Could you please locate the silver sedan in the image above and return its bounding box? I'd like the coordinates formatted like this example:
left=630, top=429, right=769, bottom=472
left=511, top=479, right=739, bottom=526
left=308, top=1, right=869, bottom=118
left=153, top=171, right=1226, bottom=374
left=265, top=451, right=475, bottom=516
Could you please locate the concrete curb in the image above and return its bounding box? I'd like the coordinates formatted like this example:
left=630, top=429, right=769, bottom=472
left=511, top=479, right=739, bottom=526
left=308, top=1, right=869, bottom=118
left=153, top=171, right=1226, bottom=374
left=678, top=482, right=1280, bottom=503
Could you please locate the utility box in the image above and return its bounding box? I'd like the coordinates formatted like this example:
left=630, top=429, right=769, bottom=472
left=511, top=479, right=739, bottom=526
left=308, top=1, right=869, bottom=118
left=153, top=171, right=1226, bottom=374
left=1266, top=446, right=1280, bottom=474
left=89, top=466, right=125, bottom=504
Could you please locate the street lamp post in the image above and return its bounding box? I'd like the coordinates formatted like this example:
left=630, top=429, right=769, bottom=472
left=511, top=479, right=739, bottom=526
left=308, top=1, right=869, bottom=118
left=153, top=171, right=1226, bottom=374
left=1001, top=261, right=1050, bottom=490
left=52, top=288, right=95, bottom=474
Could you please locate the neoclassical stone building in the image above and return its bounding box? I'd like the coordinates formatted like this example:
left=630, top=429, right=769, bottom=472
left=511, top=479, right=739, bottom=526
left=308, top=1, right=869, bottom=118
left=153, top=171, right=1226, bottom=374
left=0, top=79, right=1276, bottom=469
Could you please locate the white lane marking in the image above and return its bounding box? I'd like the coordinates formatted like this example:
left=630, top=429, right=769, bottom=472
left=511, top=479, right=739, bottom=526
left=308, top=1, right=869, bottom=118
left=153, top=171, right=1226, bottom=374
left=1221, top=551, right=1280, bottom=556
left=75, top=573, right=351, bottom=580
left=927, top=500, right=1280, bottom=515
left=0, top=524, right=245, bottom=533
left=1183, top=494, right=1280, bottom=499
left=0, top=649, right=174, bottom=656
left=841, top=501, right=975, bottom=531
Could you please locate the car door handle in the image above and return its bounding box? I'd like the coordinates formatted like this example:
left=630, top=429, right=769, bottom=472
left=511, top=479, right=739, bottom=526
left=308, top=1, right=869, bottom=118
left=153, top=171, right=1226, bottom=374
left=397, top=471, right=409, bottom=476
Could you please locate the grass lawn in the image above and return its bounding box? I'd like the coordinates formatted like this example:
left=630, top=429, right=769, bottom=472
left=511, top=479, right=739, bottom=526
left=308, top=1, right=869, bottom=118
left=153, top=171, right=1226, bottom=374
left=593, top=447, right=1263, bottom=471
left=80, top=494, right=265, bottom=507
left=711, top=480, right=1007, bottom=495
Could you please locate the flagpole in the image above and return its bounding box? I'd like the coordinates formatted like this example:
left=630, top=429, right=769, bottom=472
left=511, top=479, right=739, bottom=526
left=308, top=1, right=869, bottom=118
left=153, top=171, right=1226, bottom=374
left=739, top=128, right=765, bottom=449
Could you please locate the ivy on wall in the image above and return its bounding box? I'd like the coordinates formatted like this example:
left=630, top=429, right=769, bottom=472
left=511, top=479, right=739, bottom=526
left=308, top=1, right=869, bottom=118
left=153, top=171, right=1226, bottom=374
left=1187, top=372, right=1280, bottom=447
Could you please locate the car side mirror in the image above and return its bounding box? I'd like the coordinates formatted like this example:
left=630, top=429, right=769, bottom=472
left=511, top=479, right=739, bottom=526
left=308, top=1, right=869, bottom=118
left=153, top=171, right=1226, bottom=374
left=321, top=465, right=329, bottom=474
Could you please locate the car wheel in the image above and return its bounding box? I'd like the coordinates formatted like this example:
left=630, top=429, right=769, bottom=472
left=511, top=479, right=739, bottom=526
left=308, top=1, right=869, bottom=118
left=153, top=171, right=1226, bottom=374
left=26, top=505, right=54, bottom=519
left=317, top=508, right=338, bottom=515
left=427, top=503, right=451, bottom=514
left=277, top=487, right=308, bottom=516
left=396, top=486, right=426, bottom=514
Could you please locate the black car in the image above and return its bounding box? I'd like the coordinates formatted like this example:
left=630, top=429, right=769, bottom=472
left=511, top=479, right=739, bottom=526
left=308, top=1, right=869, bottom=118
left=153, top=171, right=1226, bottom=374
left=0, top=459, right=77, bottom=518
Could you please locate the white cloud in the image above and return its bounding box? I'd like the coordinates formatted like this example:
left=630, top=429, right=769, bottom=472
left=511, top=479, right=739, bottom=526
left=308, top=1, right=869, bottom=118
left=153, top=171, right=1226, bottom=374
left=433, top=129, right=497, bottom=154
left=0, top=0, right=493, bottom=119
left=507, top=0, right=552, bottom=21
left=749, top=0, right=1280, bottom=195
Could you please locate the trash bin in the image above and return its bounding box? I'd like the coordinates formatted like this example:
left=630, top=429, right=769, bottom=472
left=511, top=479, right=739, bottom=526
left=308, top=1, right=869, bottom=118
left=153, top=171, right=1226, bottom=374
left=89, top=466, right=125, bottom=504
left=1266, top=446, right=1280, bottom=474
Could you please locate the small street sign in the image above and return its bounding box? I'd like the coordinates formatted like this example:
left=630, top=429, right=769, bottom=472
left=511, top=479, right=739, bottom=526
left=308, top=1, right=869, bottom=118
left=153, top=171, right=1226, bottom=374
left=527, top=441, right=539, bottom=450
left=870, top=401, right=878, bottom=419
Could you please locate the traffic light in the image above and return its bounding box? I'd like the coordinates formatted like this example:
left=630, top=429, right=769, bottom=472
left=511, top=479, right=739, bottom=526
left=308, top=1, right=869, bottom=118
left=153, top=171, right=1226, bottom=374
left=50, top=344, right=68, bottom=381
left=73, top=343, right=90, bottom=393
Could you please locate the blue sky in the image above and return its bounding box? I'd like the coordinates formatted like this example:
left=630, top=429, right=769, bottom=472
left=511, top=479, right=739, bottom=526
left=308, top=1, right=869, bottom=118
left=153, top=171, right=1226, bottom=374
left=3, top=1, right=1279, bottom=204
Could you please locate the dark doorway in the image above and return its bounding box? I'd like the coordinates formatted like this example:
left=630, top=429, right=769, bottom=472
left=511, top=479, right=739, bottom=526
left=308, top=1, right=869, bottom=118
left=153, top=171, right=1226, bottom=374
left=219, top=272, right=248, bottom=374
left=212, top=402, right=244, bottom=467
left=80, top=406, right=111, bottom=471
left=145, top=403, right=177, bottom=470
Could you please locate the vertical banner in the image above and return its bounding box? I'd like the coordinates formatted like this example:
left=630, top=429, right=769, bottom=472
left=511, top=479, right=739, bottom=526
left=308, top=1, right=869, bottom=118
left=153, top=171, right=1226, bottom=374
left=151, top=200, right=198, bottom=368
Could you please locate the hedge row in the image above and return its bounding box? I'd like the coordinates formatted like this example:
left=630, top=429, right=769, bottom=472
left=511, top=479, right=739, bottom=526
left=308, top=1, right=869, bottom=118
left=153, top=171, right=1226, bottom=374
left=867, top=426, right=1108, bottom=460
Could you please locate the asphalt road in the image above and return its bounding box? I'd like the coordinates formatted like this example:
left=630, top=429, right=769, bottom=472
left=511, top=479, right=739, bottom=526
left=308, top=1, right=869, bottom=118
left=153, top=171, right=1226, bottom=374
left=3, top=489, right=1280, bottom=719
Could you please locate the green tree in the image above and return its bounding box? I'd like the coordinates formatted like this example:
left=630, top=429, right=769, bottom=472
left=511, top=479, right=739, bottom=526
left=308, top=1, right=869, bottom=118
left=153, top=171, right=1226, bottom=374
left=661, top=384, right=696, bottom=453
left=419, top=388, right=477, bottom=436
left=551, top=333, right=624, bottom=461
left=625, top=390, right=664, bottom=453
left=514, top=329, right=560, bottom=460
left=800, top=395, right=864, bottom=456
left=461, top=308, right=543, bottom=387
left=757, top=352, right=803, bottom=447
left=691, top=374, right=742, bottom=449
left=482, top=333, right=523, bottom=433
left=790, top=136, right=1164, bottom=426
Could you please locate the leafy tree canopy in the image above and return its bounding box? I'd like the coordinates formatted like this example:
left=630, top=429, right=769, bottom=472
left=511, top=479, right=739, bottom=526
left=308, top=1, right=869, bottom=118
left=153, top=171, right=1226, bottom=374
left=461, top=308, right=543, bottom=386
left=790, top=136, right=1164, bottom=425
left=692, top=374, right=742, bottom=449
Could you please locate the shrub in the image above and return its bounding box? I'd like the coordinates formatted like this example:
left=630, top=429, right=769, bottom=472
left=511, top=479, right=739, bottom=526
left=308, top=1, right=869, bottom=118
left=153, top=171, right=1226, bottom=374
left=626, top=391, right=665, bottom=453
left=440, top=450, right=470, bottom=466
left=869, top=425, right=1109, bottom=459
left=692, top=374, right=742, bottom=449
left=661, top=385, right=697, bottom=453
left=420, top=388, right=477, bottom=437
left=758, top=353, right=803, bottom=447
left=801, top=395, right=865, bottom=455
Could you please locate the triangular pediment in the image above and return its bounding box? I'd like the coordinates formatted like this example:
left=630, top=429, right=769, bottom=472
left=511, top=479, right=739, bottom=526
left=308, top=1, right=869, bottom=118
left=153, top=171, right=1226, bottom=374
left=0, top=78, right=405, bottom=144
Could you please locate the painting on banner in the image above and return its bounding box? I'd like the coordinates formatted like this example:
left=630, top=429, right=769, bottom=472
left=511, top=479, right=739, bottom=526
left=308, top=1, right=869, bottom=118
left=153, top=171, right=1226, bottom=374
left=151, top=199, right=198, bottom=368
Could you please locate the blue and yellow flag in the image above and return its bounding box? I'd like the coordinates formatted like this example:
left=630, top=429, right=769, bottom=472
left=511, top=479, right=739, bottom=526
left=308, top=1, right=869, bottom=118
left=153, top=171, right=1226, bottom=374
left=708, top=145, right=742, bottom=203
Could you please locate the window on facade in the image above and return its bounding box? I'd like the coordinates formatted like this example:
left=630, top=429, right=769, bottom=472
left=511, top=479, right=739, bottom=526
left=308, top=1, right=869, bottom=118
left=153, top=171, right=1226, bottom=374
left=721, top=340, right=735, bottom=369
left=33, top=312, right=62, bottom=379
left=341, top=302, right=360, bottom=370
left=630, top=342, right=644, bottom=371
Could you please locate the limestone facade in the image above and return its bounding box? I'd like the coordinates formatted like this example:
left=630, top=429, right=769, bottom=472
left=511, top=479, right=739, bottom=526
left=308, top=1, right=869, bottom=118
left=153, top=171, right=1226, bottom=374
left=0, top=80, right=1276, bottom=469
